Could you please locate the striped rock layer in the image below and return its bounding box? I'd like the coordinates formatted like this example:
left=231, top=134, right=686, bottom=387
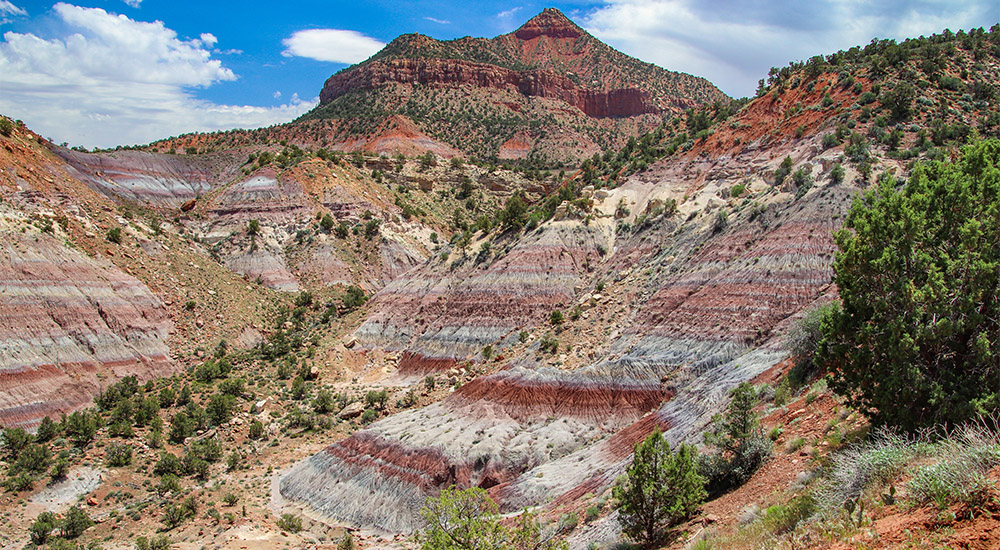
left=281, top=129, right=857, bottom=533
left=354, top=223, right=608, bottom=373
left=54, top=148, right=222, bottom=209
left=0, top=232, right=174, bottom=429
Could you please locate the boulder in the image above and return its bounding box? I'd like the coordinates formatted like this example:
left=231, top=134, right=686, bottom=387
left=338, top=402, right=364, bottom=419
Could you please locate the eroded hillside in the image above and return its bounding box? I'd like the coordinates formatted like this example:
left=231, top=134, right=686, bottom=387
left=1, top=20, right=999, bottom=550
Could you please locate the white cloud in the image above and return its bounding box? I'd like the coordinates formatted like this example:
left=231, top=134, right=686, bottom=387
left=583, top=0, right=1000, bottom=97
left=424, top=17, right=451, bottom=25
left=497, top=7, right=522, bottom=19
left=282, top=29, right=384, bottom=64
left=123, top=0, right=141, bottom=7
left=0, top=3, right=316, bottom=147
left=273, top=90, right=281, bottom=98
left=0, top=1, right=25, bottom=16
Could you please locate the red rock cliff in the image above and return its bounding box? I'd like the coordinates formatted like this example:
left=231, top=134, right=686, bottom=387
left=320, top=58, right=660, bottom=118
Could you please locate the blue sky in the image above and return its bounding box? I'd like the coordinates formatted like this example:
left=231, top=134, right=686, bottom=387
left=1, top=1, right=997, bottom=148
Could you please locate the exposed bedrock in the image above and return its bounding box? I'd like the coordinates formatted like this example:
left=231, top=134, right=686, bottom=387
left=321, top=58, right=659, bottom=119
left=201, top=169, right=426, bottom=291
left=53, top=148, right=221, bottom=209
left=495, top=346, right=786, bottom=514
left=223, top=246, right=300, bottom=292
left=280, top=363, right=667, bottom=532
left=354, top=223, right=609, bottom=372
left=206, top=172, right=311, bottom=226
left=0, top=232, right=175, bottom=429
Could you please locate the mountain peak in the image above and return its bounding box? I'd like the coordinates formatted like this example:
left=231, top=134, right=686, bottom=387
left=513, top=8, right=585, bottom=40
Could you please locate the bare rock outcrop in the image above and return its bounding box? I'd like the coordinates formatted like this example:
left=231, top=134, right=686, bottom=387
left=354, top=223, right=607, bottom=372
left=53, top=148, right=222, bottom=209
left=321, top=58, right=659, bottom=119
left=0, top=231, right=175, bottom=429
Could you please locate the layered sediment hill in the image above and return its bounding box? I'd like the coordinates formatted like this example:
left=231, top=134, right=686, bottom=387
left=2, top=15, right=999, bottom=550
left=0, top=126, right=180, bottom=428
left=280, top=132, right=851, bottom=533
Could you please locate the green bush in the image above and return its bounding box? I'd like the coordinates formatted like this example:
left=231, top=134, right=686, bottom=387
left=499, top=192, right=529, bottom=232
left=419, top=487, right=567, bottom=550
left=557, top=512, right=578, bottom=532
left=615, top=427, right=706, bottom=546
left=342, top=285, right=368, bottom=310
left=550, top=310, right=564, bottom=326
left=830, top=163, right=846, bottom=184
left=154, top=452, right=183, bottom=476
left=365, top=389, right=388, bottom=410
left=189, top=437, right=222, bottom=462
left=276, top=513, right=303, bottom=533
left=291, top=376, right=307, bottom=400
left=2, top=427, right=31, bottom=459
left=538, top=334, right=559, bottom=355
left=169, top=412, right=194, bottom=443
left=792, top=167, right=813, bottom=199
left=162, top=502, right=187, bottom=529
left=700, top=383, right=772, bottom=496
left=136, top=534, right=171, bottom=550
left=759, top=494, right=815, bottom=535
left=61, top=505, right=93, bottom=538
left=774, top=156, right=794, bottom=184
left=819, top=140, right=1000, bottom=431
left=50, top=457, right=70, bottom=481
left=29, top=511, right=58, bottom=545
left=157, top=474, right=181, bottom=495
left=36, top=416, right=58, bottom=442
left=313, top=390, right=335, bottom=414
left=12, top=442, right=49, bottom=475
left=3, top=472, right=33, bottom=492
left=105, top=441, right=132, bottom=467
left=106, top=227, right=122, bottom=244
left=248, top=419, right=265, bottom=440
left=206, top=393, right=237, bottom=425
left=65, top=410, right=98, bottom=448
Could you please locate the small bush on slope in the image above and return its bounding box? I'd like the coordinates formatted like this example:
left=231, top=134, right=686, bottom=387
left=615, top=427, right=706, bottom=546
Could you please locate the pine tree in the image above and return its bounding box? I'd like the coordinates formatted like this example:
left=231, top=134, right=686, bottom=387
left=614, top=428, right=706, bottom=546
left=819, top=139, right=1000, bottom=430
